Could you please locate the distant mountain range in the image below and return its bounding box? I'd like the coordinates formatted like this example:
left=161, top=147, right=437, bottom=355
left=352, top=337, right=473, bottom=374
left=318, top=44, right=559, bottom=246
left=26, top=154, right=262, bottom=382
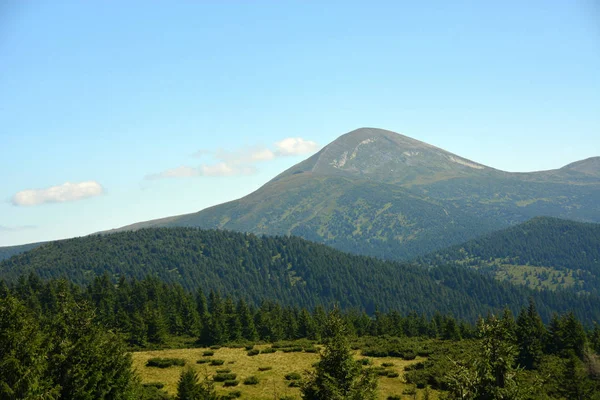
left=106, top=128, right=600, bottom=260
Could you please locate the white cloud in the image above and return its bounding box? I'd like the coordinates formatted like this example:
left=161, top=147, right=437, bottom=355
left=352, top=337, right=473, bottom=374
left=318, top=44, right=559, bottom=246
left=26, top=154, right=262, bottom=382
left=274, top=137, right=319, bottom=156
left=12, top=181, right=104, bottom=206
left=146, top=166, right=200, bottom=180
left=147, top=137, right=319, bottom=180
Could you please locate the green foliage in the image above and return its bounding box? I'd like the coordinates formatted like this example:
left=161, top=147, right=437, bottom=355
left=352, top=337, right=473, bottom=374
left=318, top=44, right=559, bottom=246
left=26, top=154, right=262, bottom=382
left=6, top=227, right=600, bottom=324
left=246, top=349, right=260, bottom=356
left=301, top=307, right=377, bottom=400
left=146, top=358, right=186, bottom=368
left=243, top=376, right=259, bottom=385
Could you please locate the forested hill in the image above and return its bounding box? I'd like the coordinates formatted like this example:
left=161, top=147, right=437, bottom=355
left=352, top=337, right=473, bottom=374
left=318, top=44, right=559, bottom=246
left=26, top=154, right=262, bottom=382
left=2, top=227, right=600, bottom=323
left=419, top=217, right=600, bottom=294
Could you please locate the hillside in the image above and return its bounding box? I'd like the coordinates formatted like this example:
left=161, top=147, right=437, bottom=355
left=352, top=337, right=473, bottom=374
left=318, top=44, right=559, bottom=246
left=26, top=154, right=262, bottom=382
left=0, top=241, right=47, bottom=261
left=110, top=128, right=600, bottom=260
left=419, top=217, right=600, bottom=294
left=2, top=227, right=600, bottom=323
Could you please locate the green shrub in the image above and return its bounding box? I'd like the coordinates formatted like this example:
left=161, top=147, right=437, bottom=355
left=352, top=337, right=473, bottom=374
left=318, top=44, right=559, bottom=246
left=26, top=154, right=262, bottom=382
left=216, top=368, right=231, bottom=373
left=245, top=345, right=254, bottom=350
left=243, top=376, right=259, bottom=385
left=210, top=359, right=225, bottom=366
left=146, top=358, right=186, bottom=368
left=282, top=346, right=303, bottom=353
left=213, top=373, right=237, bottom=382
left=387, top=371, right=399, bottom=378
left=261, top=347, right=276, bottom=354
left=285, top=372, right=301, bottom=381
left=247, top=349, right=260, bottom=356
left=387, top=396, right=402, bottom=400
left=402, top=350, right=417, bottom=360
left=225, top=390, right=242, bottom=398
left=304, top=347, right=319, bottom=353
left=210, top=345, right=221, bottom=350
left=288, top=380, right=301, bottom=387
left=362, top=348, right=388, bottom=357
left=196, top=359, right=210, bottom=364
left=258, top=366, right=272, bottom=371
left=358, top=358, right=372, bottom=366
left=223, top=380, right=239, bottom=387
left=142, top=382, right=165, bottom=389
left=382, top=362, right=394, bottom=367
left=203, top=350, right=215, bottom=356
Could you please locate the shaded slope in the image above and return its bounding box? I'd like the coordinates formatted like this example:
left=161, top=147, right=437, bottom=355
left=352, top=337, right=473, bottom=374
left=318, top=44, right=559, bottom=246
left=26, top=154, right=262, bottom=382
left=2, top=227, right=600, bottom=323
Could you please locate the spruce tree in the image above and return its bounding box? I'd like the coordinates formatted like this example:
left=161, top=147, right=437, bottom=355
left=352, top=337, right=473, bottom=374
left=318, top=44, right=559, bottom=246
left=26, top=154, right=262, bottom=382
left=301, top=307, right=377, bottom=400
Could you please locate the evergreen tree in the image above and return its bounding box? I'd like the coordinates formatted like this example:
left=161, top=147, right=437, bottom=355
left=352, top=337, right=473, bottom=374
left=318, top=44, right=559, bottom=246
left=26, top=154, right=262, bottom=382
left=516, top=299, right=546, bottom=369
left=176, top=368, right=200, bottom=400
left=301, top=307, right=377, bottom=400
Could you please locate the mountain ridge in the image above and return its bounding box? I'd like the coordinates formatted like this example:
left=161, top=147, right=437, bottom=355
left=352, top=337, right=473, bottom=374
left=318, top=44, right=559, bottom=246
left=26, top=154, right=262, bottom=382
left=103, top=127, right=599, bottom=260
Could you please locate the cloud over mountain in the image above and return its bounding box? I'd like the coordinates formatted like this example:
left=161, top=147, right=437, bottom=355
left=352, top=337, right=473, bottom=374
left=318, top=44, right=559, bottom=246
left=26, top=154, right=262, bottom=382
left=147, top=137, right=319, bottom=180
left=12, top=181, right=104, bottom=206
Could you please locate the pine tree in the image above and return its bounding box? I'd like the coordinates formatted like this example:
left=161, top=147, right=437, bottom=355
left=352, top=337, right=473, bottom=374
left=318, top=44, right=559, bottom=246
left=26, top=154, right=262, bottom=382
left=301, top=307, right=377, bottom=400
left=516, top=299, right=546, bottom=369
left=176, top=368, right=200, bottom=400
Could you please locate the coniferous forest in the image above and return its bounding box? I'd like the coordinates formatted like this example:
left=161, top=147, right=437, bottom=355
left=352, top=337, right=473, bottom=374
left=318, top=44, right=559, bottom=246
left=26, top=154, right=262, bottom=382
left=2, top=273, right=600, bottom=399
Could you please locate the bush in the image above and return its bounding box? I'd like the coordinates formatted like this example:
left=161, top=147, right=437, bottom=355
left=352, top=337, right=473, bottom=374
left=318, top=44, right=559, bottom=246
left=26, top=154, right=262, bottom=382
left=402, top=350, right=417, bottom=360
left=196, top=359, right=210, bottom=364
left=210, top=345, right=221, bottom=350
left=288, top=380, right=301, bottom=387
left=203, top=350, right=215, bottom=356
left=382, top=362, right=394, bottom=367
left=285, top=372, right=302, bottom=381
left=142, top=382, right=165, bottom=389
left=146, top=358, right=186, bottom=368
left=258, top=366, right=272, bottom=371
left=223, top=380, right=239, bottom=387
left=362, top=348, right=388, bottom=357
left=358, top=358, right=372, bottom=366
left=261, top=347, right=276, bottom=354
left=387, top=396, right=402, bottom=400
left=216, top=368, right=231, bottom=373
left=304, top=347, right=319, bottom=353
left=210, top=359, right=225, bottom=366
left=247, top=349, right=260, bottom=356
left=387, top=371, right=399, bottom=378
left=243, top=376, right=259, bottom=385
left=245, top=345, right=254, bottom=350
left=224, top=390, right=242, bottom=398
left=213, top=373, right=237, bottom=382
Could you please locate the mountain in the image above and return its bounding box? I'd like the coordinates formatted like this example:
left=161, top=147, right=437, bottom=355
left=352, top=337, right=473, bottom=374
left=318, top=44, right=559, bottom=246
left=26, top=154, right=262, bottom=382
left=3, top=227, right=600, bottom=323
left=0, top=241, right=47, bottom=261
left=419, top=217, right=600, bottom=294
left=111, top=128, right=600, bottom=260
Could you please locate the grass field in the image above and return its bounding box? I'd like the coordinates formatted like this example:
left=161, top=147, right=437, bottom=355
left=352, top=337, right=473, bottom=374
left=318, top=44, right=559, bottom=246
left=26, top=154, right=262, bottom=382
left=132, top=344, right=438, bottom=399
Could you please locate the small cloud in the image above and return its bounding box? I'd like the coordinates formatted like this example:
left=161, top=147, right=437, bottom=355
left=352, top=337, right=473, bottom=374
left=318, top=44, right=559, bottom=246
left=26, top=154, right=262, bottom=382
left=146, top=166, right=200, bottom=180
left=12, top=181, right=104, bottom=206
left=0, top=225, right=36, bottom=232
left=274, top=137, right=319, bottom=156
left=148, top=137, right=319, bottom=180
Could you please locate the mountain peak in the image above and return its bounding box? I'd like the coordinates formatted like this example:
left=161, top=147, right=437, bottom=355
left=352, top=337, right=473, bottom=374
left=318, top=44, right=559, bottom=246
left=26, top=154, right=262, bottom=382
left=273, top=127, right=490, bottom=185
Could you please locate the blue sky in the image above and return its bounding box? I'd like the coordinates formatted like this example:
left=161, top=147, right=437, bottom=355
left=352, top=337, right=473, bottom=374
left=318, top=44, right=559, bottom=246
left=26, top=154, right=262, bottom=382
left=1, top=0, right=599, bottom=246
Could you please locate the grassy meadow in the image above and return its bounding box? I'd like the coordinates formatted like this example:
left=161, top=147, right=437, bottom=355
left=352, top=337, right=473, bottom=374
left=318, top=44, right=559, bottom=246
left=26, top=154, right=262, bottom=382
left=132, top=344, right=438, bottom=399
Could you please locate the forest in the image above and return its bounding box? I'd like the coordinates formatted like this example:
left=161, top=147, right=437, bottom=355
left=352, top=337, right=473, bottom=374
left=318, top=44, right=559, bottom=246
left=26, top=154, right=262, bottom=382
left=2, top=274, right=600, bottom=399
left=2, top=227, right=600, bottom=323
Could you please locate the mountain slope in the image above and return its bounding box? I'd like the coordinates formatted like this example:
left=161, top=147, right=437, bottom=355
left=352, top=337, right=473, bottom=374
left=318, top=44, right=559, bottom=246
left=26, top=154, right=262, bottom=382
left=419, top=217, right=600, bottom=293
left=3, top=227, right=600, bottom=323
left=112, top=128, right=600, bottom=259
